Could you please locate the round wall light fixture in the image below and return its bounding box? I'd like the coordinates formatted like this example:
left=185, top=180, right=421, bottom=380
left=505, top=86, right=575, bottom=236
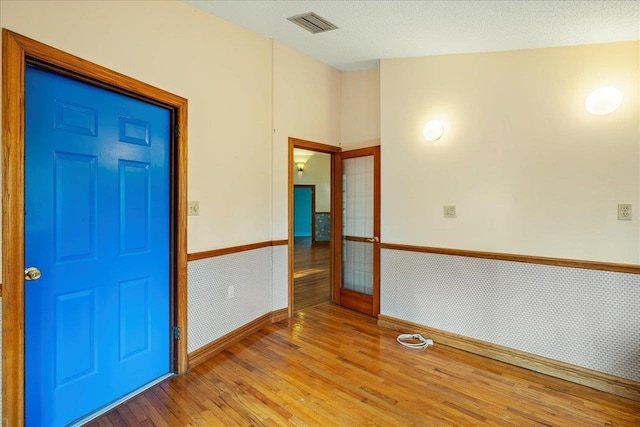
left=423, top=120, right=444, bottom=141
left=585, top=86, right=622, bottom=115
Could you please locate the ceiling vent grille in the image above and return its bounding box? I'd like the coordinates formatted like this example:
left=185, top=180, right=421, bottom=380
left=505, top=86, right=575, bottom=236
left=287, top=12, right=338, bottom=34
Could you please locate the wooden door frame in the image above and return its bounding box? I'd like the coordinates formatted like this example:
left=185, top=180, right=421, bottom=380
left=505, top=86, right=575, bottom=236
left=337, top=146, right=381, bottom=316
left=288, top=138, right=340, bottom=317
left=2, top=30, right=189, bottom=426
left=293, top=185, right=316, bottom=244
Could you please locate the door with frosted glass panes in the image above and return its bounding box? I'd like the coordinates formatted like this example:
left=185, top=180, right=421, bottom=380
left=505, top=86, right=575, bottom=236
left=335, top=146, right=380, bottom=315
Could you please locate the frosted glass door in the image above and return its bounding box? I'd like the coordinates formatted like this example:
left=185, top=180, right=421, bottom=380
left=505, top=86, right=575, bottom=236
left=342, top=155, right=374, bottom=295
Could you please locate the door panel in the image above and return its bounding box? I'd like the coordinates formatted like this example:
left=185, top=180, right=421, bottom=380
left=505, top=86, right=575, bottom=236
left=337, top=147, right=380, bottom=316
left=25, top=65, right=171, bottom=426
left=55, top=289, right=96, bottom=386
left=55, top=153, right=97, bottom=262
left=120, top=160, right=151, bottom=253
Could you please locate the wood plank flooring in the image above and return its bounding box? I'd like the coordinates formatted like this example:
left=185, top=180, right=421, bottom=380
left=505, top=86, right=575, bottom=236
left=87, top=303, right=640, bottom=426
left=293, top=237, right=330, bottom=312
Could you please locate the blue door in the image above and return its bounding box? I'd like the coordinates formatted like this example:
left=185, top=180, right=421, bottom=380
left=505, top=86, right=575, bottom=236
left=25, top=65, right=171, bottom=426
left=294, top=186, right=313, bottom=237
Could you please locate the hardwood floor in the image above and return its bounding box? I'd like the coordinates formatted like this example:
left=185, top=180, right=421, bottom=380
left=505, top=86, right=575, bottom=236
left=88, top=303, right=640, bottom=426
left=293, top=237, right=330, bottom=312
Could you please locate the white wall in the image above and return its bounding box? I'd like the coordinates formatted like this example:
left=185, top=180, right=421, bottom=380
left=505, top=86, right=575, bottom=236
left=341, top=70, right=381, bottom=150
left=0, top=3, right=284, bottom=413
left=0, top=1, right=344, bottom=374
left=381, top=42, right=639, bottom=264
left=0, top=0, right=274, bottom=256
left=3, top=0, right=639, bottom=413
left=294, top=152, right=331, bottom=212
left=272, top=41, right=341, bottom=240
left=378, top=41, right=640, bottom=387
left=271, top=41, right=341, bottom=313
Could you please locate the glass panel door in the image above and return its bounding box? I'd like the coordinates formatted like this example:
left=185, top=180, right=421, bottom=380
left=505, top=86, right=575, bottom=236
left=337, top=146, right=380, bottom=316
left=342, top=155, right=374, bottom=295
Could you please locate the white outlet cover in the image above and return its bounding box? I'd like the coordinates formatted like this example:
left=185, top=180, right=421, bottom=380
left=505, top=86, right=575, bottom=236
left=444, top=205, right=456, bottom=218
left=618, top=203, right=632, bottom=221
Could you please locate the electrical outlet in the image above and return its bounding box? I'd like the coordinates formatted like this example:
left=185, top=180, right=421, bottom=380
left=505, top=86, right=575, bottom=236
left=228, top=285, right=234, bottom=299
left=188, top=201, right=199, bottom=216
left=618, top=203, right=632, bottom=221
left=444, top=205, right=456, bottom=218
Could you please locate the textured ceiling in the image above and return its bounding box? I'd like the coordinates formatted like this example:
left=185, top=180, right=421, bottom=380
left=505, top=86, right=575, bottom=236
left=184, top=0, right=639, bottom=71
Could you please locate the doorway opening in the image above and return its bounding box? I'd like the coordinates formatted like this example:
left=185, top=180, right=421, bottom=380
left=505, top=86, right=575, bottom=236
left=288, top=139, right=340, bottom=315
left=293, top=166, right=329, bottom=312
left=288, top=139, right=381, bottom=317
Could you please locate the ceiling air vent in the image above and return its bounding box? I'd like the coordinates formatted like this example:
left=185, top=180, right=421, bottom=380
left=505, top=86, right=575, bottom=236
left=287, top=12, right=339, bottom=34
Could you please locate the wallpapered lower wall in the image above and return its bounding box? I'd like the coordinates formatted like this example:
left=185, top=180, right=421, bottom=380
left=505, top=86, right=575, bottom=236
left=271, top=245, right=289, bottom=312
left=187, top=246, right=278, bottom=353
left=381, top=249, right=640, bottom=382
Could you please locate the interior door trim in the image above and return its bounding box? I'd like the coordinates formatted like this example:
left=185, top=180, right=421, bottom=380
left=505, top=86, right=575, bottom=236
left=2, top=29, right=189, bottom=426
left=288, top=138, right=340, bottom=317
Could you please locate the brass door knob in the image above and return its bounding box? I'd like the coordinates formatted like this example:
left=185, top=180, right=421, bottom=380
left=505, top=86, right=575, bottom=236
left=25, top=267, right=42, bottom=281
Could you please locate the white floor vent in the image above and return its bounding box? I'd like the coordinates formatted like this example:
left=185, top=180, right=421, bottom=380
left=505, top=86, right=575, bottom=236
left=287, top=12, right=339, bottom=34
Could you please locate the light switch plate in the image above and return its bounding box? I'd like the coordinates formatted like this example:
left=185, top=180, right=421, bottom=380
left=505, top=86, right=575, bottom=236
left=188, top=201, right=200, bottom=216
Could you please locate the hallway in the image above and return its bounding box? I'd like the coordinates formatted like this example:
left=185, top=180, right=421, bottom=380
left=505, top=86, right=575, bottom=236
left=293, top=237, right=331, bottom=312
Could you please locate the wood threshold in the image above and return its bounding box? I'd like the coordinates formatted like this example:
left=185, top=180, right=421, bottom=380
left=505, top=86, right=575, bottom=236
left=187, top=240, right=288, bottom=261
left=380, top=242, right=640, bottom=274
left=188, top=309, right=288, bottom=369
left=378, top=314, right=640, bottom=402
left=2, top=29, right=189, bottom=426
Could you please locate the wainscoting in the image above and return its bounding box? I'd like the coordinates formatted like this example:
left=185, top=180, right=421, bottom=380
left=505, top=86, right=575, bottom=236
left=187, top=241, right=288, bottom=355
left=380, top=246, right=640, bottom=400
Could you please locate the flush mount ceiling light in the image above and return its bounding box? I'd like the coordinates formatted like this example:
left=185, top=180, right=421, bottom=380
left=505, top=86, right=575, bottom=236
left=585, top=86, right=622, bottom=115
left=423, top=120, right=444, bottom=141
